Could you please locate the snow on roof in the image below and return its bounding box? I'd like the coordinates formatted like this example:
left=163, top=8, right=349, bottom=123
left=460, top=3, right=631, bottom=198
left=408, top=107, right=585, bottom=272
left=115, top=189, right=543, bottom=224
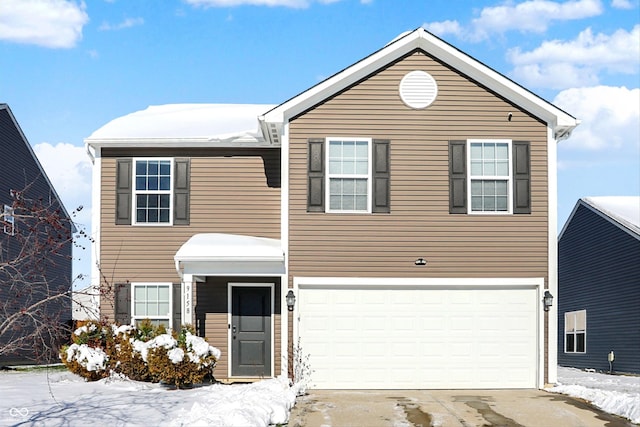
left=583, top=196, right=640, bottom=236
left=175, top=233, right=283, bottom=262
left=86, top=103, right=276, bottom=143
left=174, top=233, right=285, bottom=276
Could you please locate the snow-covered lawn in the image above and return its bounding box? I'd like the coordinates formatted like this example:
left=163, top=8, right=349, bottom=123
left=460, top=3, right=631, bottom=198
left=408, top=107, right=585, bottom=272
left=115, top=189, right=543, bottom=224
left=0, top=366, right=637, bottom=426
left=549, top=366, right=640, bottom=424
left=0, top=369, right=297, bottom=426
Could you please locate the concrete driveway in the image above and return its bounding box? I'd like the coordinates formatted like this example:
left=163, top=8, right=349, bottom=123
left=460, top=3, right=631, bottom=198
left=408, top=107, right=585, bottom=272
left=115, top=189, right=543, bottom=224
left=288, top=389, right=636, bottom=427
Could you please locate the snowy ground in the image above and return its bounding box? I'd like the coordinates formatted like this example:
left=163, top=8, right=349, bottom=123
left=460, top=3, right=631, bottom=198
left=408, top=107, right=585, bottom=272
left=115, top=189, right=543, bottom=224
left=0, top=369, right=297, bottom=427
left=548, top=366, right=640, bottom=424
left=0, top=366, right=637, bottom=426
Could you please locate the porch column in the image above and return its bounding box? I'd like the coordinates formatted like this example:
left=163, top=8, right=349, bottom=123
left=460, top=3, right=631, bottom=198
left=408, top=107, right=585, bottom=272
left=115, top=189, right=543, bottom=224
left=182, top=274, right=193, bottom=326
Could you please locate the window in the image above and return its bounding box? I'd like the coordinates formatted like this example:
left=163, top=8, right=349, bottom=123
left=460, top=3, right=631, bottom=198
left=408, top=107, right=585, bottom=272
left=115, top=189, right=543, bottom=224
left=449, top=140, right=530, bottom=215
left=134, top=159, right=172, bottom=224
left=468, top=140, right=511, bottom=213
left=2, top=205, right=14, bottom=235
left=132, top=283, right=172, bottom=328
left=327, top=138, right=372, bottom=212
left=565, top=310, right=586, bottom=353
left=116, top=158, right=190, bottom=226
left=307, top=138, right=389, bottom=213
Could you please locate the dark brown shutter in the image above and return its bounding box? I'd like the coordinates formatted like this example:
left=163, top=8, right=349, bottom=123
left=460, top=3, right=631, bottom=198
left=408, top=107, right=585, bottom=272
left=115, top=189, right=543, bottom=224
left=173, top=158, right=190, bottom=225
left=449, top=140, right=467, bottom=214
left=172, top=283, right=182, bottom=331
left=307, top=139, right=325, bottom=212
left=115, top=283, right=131, bottom=325
left=513, top=141, right=531, bottom=214
left=372, top=139, right=390, bottom=213
left=116, top=159, right=132, bottom=225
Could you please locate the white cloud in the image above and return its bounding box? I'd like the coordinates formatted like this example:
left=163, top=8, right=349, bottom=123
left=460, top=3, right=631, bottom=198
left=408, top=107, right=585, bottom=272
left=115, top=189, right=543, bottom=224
left=98, top=17, right=144, bottom=31
left=611, top=0, right=635, bottom=8
left=554, top=86, right=640, bottom=151
left=423, top=20, right=463, bottom=38
left=425, top=0, right=603, bottom=41
left=0, top=0, right=88, bottom=48
left=508, top=25, right=640, bottom=89
left=33, top=142, right=92, bottom=220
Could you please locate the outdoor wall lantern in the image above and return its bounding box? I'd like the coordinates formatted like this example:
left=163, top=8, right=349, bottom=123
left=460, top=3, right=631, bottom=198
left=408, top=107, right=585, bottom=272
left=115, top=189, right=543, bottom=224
left=286, top=290, right=296, bottom=311
left=414, top=258, right=427, bottom=266
left=543, top=290, right=553, bottom=312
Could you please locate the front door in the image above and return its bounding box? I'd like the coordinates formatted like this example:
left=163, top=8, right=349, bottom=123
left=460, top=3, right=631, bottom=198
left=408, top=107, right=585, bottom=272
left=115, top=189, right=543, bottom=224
left=231, top=286, right=272, bottom=377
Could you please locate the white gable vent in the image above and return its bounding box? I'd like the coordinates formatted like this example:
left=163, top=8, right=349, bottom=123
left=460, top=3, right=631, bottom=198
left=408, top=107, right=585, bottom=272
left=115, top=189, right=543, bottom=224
left=399, top=70, right=438, bottom=109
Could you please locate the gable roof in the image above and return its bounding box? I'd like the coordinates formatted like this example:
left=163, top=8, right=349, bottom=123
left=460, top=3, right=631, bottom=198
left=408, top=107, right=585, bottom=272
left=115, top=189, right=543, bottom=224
left=0, top=104, right=72, bottom=222
left=560, top=196, right=640, bottom=240
left=85, top=103, right=276, bottom=149
left=260, top=27, right=579, bottom=144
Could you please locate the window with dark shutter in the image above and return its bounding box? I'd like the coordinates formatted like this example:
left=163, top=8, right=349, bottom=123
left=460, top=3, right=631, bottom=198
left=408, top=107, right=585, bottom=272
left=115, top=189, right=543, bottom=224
left=512, top=141, right=531, bottom=214
left=116, top=159, right=132, bottom=224
left=307, top=139, right=325, bottom=212
left=372, top=139, right=390, bottom=213
left=449, top=141, right=467, bottom=214
left=173, top=158, right=190, bottom=225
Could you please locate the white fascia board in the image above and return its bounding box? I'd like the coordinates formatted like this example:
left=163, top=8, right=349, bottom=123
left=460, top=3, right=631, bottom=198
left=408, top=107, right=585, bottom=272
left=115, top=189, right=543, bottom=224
left=262, top=28, right=579, bottom=138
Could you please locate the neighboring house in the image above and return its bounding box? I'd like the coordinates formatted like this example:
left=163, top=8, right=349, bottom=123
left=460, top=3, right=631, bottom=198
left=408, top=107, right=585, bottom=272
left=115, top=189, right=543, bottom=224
left=85, top=29, right=579, bottom=389
left=0, top=103, right=73, bottom=365
left=72, top=285, right=100, bottom=323
left=558, top=197, right=640, bottom=375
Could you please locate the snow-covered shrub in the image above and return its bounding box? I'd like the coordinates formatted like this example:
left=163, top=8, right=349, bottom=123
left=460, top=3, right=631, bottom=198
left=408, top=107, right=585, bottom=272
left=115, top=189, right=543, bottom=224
left=61, top=321, right=220, bottom=387
left=110, top=323, right=153, bottom=382
left=60, top=320, right=113, bottom=380
left=146, top=327, right=220, bottom=388
left=63, top=343, right=108, bottom=381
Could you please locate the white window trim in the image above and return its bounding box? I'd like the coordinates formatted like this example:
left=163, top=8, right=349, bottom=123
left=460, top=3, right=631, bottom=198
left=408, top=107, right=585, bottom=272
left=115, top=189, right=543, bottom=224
left=325, top=137, right=373, bottom=214
left=467, top=139, right=513, bottom=215
left=131, top=282, right=173, bottom=326
left=564, top=309, right=587, bottom=354
left=132, top=158, right=174, bottom=226
left=2, top=204, right=15, bottom=236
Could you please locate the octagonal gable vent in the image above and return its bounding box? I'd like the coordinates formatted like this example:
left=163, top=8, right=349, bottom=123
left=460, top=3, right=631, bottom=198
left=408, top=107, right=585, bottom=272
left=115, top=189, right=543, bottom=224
left=399, top=70, right=438, bottom=109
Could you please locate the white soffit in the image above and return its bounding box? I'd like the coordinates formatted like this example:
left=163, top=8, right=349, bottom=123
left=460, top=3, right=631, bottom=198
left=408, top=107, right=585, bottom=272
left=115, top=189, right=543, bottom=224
left=174, top=233, right=285, bottom=276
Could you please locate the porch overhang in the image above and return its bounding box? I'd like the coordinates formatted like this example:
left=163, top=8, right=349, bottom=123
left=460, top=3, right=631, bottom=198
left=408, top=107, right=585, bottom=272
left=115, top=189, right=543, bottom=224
left=174, top=233, right=285, bottom=277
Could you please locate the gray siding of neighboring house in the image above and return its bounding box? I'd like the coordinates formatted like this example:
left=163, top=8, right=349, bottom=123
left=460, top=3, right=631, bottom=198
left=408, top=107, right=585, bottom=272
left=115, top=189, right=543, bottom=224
left=0, top=105, right=73, bottom=365
left=558, top=203, right=640, bottom=374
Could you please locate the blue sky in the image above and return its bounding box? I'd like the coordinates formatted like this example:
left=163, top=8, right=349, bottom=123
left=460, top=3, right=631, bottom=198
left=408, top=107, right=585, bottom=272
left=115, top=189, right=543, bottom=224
left=1, top=0, right=638, bottom=286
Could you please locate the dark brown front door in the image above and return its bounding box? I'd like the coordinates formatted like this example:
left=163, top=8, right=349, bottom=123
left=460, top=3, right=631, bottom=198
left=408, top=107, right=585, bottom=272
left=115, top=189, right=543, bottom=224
left=231, top=286, right=271, bottom=376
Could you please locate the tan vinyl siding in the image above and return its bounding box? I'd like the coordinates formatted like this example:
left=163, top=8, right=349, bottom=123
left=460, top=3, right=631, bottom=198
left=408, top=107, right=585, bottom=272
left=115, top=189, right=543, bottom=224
left=288, top=50, right=549, bottom=282
left=98, top=148, right=280, bottom=322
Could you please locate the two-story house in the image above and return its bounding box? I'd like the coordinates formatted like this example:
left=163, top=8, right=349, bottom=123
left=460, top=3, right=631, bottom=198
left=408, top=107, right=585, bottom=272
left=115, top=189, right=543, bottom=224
left=0, top=103, right=73, bottom=365
left=85, top=29, right=579, bottom=389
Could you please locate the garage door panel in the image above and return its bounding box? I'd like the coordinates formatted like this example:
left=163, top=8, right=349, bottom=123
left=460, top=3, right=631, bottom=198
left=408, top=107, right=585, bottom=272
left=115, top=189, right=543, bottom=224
left=299, top=286, right=537, bottom=389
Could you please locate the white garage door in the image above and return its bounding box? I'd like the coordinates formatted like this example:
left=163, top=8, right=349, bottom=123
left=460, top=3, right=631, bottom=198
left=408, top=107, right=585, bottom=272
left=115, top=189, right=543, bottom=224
left=298, top=285, right=538, bottom=389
